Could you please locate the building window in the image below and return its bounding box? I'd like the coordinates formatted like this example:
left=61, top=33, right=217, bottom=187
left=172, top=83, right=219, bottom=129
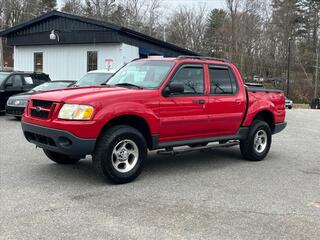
left=87, top=51, right=98, bottom=72
left=34, top=52, right=43, bottom=73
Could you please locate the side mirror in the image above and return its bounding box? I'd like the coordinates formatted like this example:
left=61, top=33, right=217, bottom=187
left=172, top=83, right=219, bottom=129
left=163, top=82, right=184, bottom=96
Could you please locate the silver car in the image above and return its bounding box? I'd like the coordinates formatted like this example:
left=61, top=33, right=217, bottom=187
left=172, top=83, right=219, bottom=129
left=285, top=97, right=293, bottom=109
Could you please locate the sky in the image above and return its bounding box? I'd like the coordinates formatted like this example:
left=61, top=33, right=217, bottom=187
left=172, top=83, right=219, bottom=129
left=161, top=0, right=224, bottom=9
left=57, top=0, right=225, bottom=11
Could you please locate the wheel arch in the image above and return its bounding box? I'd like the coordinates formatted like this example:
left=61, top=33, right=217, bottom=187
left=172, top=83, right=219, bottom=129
left=252, top=110, right=275, bottom=132
left=97, top=114, right=154, bottom=150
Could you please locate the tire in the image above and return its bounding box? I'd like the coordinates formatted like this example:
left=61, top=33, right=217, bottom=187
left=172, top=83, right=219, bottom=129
left=240, top=120, right=272, bottom=161
left=288, top=106, right=292, bottom=109
left=93, top=125, right=147, bottom=184
left=14, top=116, right=22, bottom=120
left=43, top=149, right=80, bottom=164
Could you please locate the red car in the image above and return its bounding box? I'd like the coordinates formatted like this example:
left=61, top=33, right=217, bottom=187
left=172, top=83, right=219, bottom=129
left=21, top=56, right=286, bottom=184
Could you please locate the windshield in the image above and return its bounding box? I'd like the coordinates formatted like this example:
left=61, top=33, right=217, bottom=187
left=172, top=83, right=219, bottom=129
left=0, top=73, right=9, bottom=85
left=32, top=81, right=72, bottom=92
left=76, top=73, right=113, bottom=87
left=107, top=60, right=175, bottom=89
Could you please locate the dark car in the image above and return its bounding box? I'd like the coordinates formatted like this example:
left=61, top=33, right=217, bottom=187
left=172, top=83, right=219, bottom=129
left=310, top=98, right=320, bottom=109
left=0, top=71, right=51, bottom=112
left=6, top=80, right=75, bottom=118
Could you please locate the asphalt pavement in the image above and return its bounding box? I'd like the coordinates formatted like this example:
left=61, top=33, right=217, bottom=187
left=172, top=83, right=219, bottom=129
left=0, top=109, right=319, bottom=240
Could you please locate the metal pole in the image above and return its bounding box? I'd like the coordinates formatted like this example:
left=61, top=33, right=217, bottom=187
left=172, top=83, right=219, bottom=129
left=0, top=37, right=3, bottom=71
left=314, top=40, right=319, bottom=99
left=287, top=38, right=291, bottom=97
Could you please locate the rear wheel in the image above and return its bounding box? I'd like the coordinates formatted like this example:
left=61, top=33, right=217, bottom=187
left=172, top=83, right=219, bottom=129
left=93, top=125, right=147, bottom=184
left=43, top=150, right=80, bottom=164
left=240, top=120, right=272, bottom=161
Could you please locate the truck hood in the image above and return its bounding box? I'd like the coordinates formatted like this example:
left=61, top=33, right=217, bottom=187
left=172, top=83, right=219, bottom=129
left=29, top=86, right=145, bottom=104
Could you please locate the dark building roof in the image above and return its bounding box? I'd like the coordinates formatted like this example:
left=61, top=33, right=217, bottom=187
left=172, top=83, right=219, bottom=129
left=0, top=10, right=198, bottom=57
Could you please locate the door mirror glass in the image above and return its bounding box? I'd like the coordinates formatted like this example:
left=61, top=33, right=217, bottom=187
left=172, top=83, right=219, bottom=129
left=164, top=82, right=185, bottom=96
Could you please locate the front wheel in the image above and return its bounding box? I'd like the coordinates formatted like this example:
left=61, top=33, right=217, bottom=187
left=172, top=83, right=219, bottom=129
left=240, top=120, right=272, bottom=161
left=43, top=150, right=80, bottom=164
left=93, top=125, right=147, bottom=184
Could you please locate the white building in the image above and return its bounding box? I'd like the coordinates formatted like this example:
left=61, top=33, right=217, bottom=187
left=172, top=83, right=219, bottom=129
left=14, top=43, right=138, bottom=80
left=0, top=11, right=196, bottom=80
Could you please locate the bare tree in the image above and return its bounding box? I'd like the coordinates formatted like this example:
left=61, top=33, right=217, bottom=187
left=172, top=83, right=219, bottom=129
left=61, top=0, right=83, bottom=15
left=225, top=0, right=241, bottom=61
left=166, top=5, right=208, bottom=53
left=118, top=0, right=162, bottom=36
left=83, top=0, right=116, bottom=20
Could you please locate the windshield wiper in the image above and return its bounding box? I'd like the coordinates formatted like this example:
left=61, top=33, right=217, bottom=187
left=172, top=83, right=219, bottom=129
left=114, top=83, right=143, bottom=89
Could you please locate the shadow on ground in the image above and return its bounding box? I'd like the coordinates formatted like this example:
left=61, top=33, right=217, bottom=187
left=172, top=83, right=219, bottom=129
left=32, top=146, right=245, bottom=186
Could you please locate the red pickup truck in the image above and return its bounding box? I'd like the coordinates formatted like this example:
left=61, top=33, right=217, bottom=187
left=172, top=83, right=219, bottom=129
left=21, top=56, right=286, bottom=183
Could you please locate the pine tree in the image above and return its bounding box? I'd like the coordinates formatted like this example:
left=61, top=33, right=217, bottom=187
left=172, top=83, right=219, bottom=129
left=204, top=9, right=229, bottom=57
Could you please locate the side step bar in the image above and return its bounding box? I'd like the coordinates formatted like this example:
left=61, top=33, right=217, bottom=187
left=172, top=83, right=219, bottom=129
left=157, top=141, right=239, bottom=156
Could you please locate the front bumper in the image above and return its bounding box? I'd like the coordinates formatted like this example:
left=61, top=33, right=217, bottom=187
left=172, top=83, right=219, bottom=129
left=21, top=121, right=96, bottom=157
left=273, top=122, right=287, bottom=134
left=6, top=106, right=25, bottom=117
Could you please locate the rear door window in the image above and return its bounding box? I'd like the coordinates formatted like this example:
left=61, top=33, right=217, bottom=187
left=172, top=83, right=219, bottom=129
left=24, top=76, right=34, bottom=85
left=209, top=66, right=238, bottom=95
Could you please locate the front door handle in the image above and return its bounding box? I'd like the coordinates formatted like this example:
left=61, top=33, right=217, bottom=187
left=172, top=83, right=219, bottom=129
left=235, top=99, right=241, bottom=105
left=193, top=99, right=205, bottom=104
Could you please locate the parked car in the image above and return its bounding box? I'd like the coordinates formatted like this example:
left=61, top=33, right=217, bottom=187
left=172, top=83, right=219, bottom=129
left=245, top=82, right=264, bottom=88
left=253, top=75, right=264, bottom=82
left=6, top=80, right=75, bottom=118
left=21, top=56, right=286, bottom=184
left=74, top=69, right=117, bottom=87
left=0, top=71, right=50, bottom=112
left=285, top=97, right=293, bottom=109
left=310, top=98, right=320, bottom=109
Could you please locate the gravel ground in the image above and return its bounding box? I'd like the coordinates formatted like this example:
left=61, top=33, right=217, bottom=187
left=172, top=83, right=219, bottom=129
left=0, top=109, right=319, bottom=240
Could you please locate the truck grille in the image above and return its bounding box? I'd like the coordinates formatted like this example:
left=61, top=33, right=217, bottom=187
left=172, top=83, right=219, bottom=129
left=31, top=109, right=49, bottom=118
left=32, top=100, right=53, bottom=109
left=30, top=100, right=55, bottom=119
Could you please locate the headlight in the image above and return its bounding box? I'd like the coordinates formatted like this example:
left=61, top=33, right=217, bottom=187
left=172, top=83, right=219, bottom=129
left=7, top=99, right=28, bottom=107
left=58, top=104, right=94, bottom=120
